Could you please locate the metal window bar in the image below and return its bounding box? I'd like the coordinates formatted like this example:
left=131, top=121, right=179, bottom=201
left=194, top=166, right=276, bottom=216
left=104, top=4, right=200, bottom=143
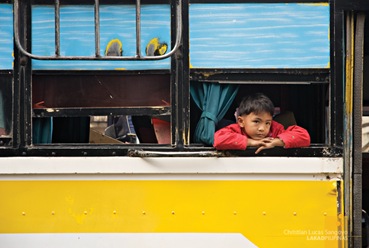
left=55, top=0, right=60, bottom=56
left=136, top=0, right=141, bottom=58
left=94, top=0, right=100, bottom=57
left=13, top=0, right=182, bottom=61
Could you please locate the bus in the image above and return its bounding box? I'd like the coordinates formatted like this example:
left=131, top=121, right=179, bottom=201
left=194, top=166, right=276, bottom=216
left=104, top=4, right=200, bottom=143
left=0, top=0, right=367, bottom=247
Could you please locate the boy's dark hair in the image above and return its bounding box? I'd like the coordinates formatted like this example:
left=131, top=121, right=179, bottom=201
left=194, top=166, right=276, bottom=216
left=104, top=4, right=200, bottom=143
left=237, top=93, right=274, bottom=117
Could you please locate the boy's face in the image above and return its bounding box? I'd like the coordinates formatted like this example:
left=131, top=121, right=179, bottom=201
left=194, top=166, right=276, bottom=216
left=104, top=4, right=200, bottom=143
left=237, top=111, right=273, bottom=140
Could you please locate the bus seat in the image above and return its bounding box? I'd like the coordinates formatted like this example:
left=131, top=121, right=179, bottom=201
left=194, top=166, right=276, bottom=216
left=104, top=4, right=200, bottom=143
left=152, top=117, right=170, bottom=144
left=104, top=115, right=138, bottom=144
left=273, top=111, right=297, bottom=129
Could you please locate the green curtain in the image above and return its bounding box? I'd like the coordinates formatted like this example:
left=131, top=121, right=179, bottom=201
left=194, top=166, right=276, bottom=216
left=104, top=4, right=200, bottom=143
left=33, top=118, right=53, bottom=144
left=190, top=81, right=239, bottom=145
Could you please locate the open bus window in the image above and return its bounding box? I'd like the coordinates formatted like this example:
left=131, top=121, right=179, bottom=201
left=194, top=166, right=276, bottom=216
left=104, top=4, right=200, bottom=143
left=32, top=115, right=171, bottom=145
left=363, top=47, right=369, bottom=152
left=0, top=90, right=6, bottom=136
left=32, top=74, right=170, bottom=109
left=31, top=73, right=171, bottom=145
left=0, top=74, right=12, bottom=145
left=189, top=82, right=329, bottom=146
left=92, top=115, right=170, bottom=145
left=363, top=116, right=369, bottom=152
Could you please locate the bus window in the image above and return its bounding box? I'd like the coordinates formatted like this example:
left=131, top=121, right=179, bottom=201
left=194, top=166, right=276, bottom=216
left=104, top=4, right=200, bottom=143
left=9, top=0, right=331, bottom=154
left=189, top=82, right=329, bottom=146
left=32, top=74, right=170, bottom=143
left=0, top=3, right=13, bottom=146
left=363, top=54, right=369, bottom=152
left=0, top=75, right=12, bottom=142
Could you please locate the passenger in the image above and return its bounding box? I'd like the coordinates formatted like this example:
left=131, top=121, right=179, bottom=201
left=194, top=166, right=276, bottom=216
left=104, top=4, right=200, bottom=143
left=213, top=93, right=310, bottom=154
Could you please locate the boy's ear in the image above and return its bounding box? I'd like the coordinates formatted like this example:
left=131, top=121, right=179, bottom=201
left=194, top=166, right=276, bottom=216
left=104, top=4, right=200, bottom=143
left=237, top=116, right=244, bottom=127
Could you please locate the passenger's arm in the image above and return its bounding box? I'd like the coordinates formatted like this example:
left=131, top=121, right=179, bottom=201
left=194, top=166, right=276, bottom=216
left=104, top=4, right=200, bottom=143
left=213, top=125, right=247, bottom=150
left=276, top=125, right=311, bottom=148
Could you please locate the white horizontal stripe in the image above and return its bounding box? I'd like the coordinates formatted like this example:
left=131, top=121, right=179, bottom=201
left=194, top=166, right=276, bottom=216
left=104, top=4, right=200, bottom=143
left=0, top=233, right=257, bottom=248
left=0, top=157, right=342, bottom=181
left=0, top=173, right=340, bottom=181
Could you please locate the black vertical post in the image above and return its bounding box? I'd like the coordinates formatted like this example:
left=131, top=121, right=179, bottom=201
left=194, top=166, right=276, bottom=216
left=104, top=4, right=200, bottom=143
left=13, top=0, right=32, bottom=150
left=331, top=1, right=344, bottom=148
left=352, top=12, right=365, bottom=248
left=171, top=0, right=189, bottom=149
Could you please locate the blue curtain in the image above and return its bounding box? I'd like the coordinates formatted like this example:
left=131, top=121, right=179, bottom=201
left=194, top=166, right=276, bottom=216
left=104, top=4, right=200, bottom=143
left=190, top=81, right=239, bottom=145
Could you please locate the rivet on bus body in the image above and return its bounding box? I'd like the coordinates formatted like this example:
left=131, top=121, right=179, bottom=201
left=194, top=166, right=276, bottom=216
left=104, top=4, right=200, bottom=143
left=233, top=211, right=237, bottom=215
left=113, top=210, right=117, bottom=215
left=22, top=212, right=26, bottom=216
left=202, top=211, right=205, bottom=215
left=142, top=211, right=146, bottom=215
left=293, top=212, right=297, bottom=216
left=171, top=211, right=175, bottom=215
left=324, top=212, right=327, bottom=216
left=262, top=211, right=266, bottom=216
left=84, top=211, right=87, bottom=215
left=51, top=211, right=55, bottom=215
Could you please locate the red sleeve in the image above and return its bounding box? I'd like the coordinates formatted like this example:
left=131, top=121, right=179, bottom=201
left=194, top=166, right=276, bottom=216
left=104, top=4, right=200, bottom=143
left=274, top=124, right=311, bottom=148
left=213, top=124, right=247, bottom=150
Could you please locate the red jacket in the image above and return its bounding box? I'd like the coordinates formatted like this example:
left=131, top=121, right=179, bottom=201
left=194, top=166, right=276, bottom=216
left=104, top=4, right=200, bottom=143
left=213, top=121, right=310, bottom=150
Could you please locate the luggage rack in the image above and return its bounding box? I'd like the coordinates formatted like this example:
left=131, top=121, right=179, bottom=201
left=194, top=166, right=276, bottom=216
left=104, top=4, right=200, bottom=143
left=13, top=0, right=182, bottom=61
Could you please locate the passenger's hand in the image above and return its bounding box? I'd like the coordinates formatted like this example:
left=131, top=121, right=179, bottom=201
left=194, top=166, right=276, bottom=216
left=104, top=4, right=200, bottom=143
left=247, top=138, right=265, bottom=148
left=254, top=137, right=284, bottom=154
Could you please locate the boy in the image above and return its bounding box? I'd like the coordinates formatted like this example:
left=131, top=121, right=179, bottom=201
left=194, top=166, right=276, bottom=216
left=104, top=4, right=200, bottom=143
left=213, top=93, right=310, bottom=154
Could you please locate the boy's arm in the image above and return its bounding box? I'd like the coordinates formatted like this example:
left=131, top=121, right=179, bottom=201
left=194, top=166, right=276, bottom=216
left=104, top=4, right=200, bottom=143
left=276, top=125, right=311, bottom=148
left=213, top=124, right=247, bottom=150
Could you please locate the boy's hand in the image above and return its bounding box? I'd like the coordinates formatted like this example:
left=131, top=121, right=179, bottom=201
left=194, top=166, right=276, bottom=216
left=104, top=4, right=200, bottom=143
left=248, top=137, right=285, bottom=154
